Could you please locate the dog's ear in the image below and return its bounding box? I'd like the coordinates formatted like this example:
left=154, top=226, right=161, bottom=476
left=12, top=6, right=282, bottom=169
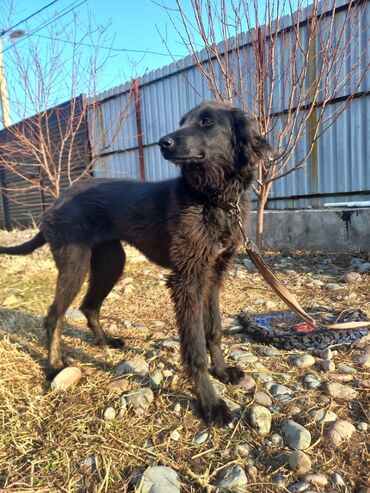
left=231, top=107, right=272, bottom=170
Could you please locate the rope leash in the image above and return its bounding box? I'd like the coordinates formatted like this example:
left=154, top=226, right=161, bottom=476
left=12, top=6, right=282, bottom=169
left=227, top=201, right=370, bottom=331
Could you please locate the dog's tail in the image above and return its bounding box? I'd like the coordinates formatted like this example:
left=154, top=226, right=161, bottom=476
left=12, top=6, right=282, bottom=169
left=0, top=231, right=46, bottom=255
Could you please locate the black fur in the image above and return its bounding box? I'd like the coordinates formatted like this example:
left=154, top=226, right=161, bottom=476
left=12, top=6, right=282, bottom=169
left=0, top=101, right=271, bottom=425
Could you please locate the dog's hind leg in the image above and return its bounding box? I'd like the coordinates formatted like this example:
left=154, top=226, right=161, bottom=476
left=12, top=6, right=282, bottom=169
left=80, top=240, right=125, bottom=348
left=45, top=245, right=91, bottom=377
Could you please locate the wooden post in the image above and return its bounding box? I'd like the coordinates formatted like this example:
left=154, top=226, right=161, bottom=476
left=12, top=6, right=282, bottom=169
left=133, top=79, right=145, bottom=180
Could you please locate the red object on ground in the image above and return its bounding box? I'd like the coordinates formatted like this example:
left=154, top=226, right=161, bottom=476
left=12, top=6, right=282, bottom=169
left=294, top=323, right=316, bottom=333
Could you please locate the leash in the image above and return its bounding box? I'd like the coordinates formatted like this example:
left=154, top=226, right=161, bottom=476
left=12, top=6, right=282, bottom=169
left=227, top=201, right=370, bottom=331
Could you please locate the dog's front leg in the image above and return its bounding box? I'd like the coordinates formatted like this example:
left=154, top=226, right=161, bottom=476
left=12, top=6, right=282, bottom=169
left=168, top=272, right=233, bottom=426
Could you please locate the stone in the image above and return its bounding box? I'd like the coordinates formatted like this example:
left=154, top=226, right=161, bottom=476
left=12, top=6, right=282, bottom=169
left=169, top=430, right=180, bottom=441
left=222, top=317, right=238, bottom=327
left=325, top=283, right=344, bottom=291
left=289, top=451, right=312, bottom=475
left=324, top=382, right=358, bottom=400
left=304, top=374, right=322, bottom=389
left=271, top=473, right=285, bottom=487
left=215, top=464, right=248, bottom=491
left=103, top=407, right=116, bottom=421
left=254, top=372, right=274, bottom=384
left=327, top=419, right=356, bottom=447
left=329, top=373, right=353, bottom=383
left=270, top=384, right=293, bottom=396
left=358, top=262, right=370, bottom=273
left=126, top=388, right=154, bottom=410
left=265, top=300, right=277, bottom=310
left=139, top=465, right=180, bottom=493
left=235, top=443, right=250, bottom=457
left=65, top=307, right=85, bottom=322
left=254, top=391, right=272, bottom=407
left=237, top=375, right=256, bottom=392
left=331, top=473, right=346, bottom=487
left=288, top=481, right=310, bottom=492
left=249, top=405, right=272, bottom=436
left=282, top=420, right=311, bottom=450
left=243, top=259, right=257, bottom=272
left=304, top=473, right=328, bottom=488
left=319, top=348, right=333, bottom=360
left=344, top=271, right=361, bottom=283
left=230, top=349, right=258, bottom=364
left=114, top=358, right=149, bottom=377
left=173, top=403, right=181, bottom=413
left=107, top=378, right=130, bottom=394
left=356, top=353, right=370, bottom=368
left=310, top=408, right=337, bottom=424
left=321, top=359, right=335, bottom=372
left=256, top=346, right=279, bottom=357
left=357, top=422, right=368, bottom=431
left=160, top=338, right=180, bottom=351
left=270, top=433, right=283, bottom=446
left=246, top=465, right=258, bottom=482
left=337, top=363, right=357, bottom=374
left=50, top=367, right=82, bottom=391
left=293, top=354, right=316, bottom=369
left=194, top=431, right=210, bottom=445
left=149, top=371, right=163, bottom=388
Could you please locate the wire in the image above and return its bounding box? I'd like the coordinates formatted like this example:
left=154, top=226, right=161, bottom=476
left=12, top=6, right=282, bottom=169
left=0, top=0, right=59, bottom=37
left=2, top=0, right=87, bottom=53
left=35, top=34, right=185, bottom=57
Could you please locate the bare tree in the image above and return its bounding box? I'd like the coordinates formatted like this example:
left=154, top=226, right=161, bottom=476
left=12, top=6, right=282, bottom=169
left=0, top=4, right=133, bottom=216
left=164, top=0, right=369, bottom=247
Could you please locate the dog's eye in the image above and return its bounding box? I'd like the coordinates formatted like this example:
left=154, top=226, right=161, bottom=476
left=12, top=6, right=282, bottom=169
left=201, top=117, right=213, bottom=126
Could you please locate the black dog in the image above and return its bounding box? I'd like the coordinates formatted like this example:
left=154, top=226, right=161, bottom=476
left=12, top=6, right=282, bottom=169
left=0, top=101, right=270, bottom=425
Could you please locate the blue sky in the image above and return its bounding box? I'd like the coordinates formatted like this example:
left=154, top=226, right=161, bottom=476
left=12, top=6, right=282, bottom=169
left=0, top=0, right=298, bottom=122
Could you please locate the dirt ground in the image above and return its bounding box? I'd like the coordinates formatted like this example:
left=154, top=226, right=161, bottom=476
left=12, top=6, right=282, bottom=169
left=0, top=229, right=369, bottom=492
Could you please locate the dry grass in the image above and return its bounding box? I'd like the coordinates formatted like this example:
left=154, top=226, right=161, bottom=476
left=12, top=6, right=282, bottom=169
left=0, top=229, right=369, bottom=492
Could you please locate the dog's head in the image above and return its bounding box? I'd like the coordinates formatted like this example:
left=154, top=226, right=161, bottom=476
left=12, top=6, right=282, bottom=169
left=158, top=101, right=271, bottom=186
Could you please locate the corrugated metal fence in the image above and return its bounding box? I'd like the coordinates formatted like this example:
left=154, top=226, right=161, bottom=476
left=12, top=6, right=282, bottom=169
left=88, top=0, right=369, bottom=210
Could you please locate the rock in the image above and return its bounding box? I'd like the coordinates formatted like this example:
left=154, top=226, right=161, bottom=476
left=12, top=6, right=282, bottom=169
left=256, top=346, right=279, bottom=357
left=107, top=378, right=130, bottom=394
left=282, top=420, right=311, bottom=450
left=249, top=405, right=272, bottom=436
left=114, top=358, right=149, bottom=377
left=293, top=354, right=316, bottom=369
left=194, top=431, right=210, bottom=445
left=327, top=420, right=356, bottom=447
left=271, top=473, right=285, bottom=487
left=78, top=455, right=97, bottom=472
left=290, top=405, right=302, bottom=416
left=270, top=433, right=282, bottom=446
left=344, top=271, right=362, bottom=283
left=149, top=371, right=163, bottom=388
left=173, top=403, right=181, bottom=414
left=265, top=300, right=277, bottom=310
left=329, top=373, right=353, bottom=383
left=162, top=369, right=173, bottom=378
left=126, top=388, right=154, bottom=410
left=160, top=338, right=180, bottom=351
left=331, top=472, right=346, bottom=487
left=254, top=391, right=272, bottom=407
left=270, top=384, right=293, bottom=396
left=356, top=353, right=370, bottom=368
left=234, top=443, right=250, bottom=458
left=289, top=451, right=312, bottom=475
left=140, top=465, right=180, bottom=493
left=288, top=481, right=310, bottom=492
left=222, top=317, right=238, bottom=327
left=324, top=382, right=358, bottom=400
left=65, top=307, right=85, bottom=322
left=103, top=407, right=116, bottom=421
left=215, top=464, right=248, bottom=492
left=237, top=375, right=256, bottom=392
left=319, top=348, right=333, bottom=360
left=357, top=422, right=368, bottom=431
left=304, top=374, right=322, bottom=389
left=337, top=363, right=357, bottom=374
left=246, top=465, right=258, bottom=482
left=243, top=259, right=257, bottom=272
left=50, top=367, right=82, bottom=391
left=304, top=473, right=328, bottom=488
left=255, top=372, right=274, bottom=384
left=325, top=283, right=344, bottom=291
left=230, top=349, right=258, bottom=364
left=358, top=262, right=370, bottom=273
left=222, top=396, right=242, bottom=413
left=3, top=294, right=19, bottom=307
left=169, top=430, right=180, bottom=441
left=321, top=359, right=335, bottom=372
left=310, top=408, right=337, bottom=424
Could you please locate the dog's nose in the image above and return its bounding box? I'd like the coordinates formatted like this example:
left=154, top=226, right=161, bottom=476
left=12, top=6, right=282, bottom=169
left=158, top=136, right=175, bottom=149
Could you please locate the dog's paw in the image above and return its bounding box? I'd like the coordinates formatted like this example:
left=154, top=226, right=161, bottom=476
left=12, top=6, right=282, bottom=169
left=214, top=366, right=244, bottom=385
left=106, top=337, right=125, bottom=349
left=199, top=398, right=233, bottom=427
